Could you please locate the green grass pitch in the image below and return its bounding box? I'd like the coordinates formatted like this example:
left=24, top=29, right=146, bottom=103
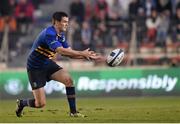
left=0, top=97, right=180, bottom=123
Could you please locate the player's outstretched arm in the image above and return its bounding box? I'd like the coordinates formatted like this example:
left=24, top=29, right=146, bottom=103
left=55, top=47, right=94, bottom=60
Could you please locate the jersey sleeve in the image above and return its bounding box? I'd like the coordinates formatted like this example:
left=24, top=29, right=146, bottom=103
left=61, top=39, right=69, bottom=48
left=59, top=34, right=69, bottom=48
left=46, top=35, right=62, bottom=51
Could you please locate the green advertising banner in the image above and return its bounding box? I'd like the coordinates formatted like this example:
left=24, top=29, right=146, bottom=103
left=0, top=67, right=180, bottom=99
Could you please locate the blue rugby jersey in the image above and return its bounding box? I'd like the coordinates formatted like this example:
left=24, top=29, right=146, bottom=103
left=27, top=26, right=69, bottom=69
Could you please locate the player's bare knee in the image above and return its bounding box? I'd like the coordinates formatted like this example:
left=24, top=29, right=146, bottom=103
left=64, top=77, right=73, bottom=87
left=35, top=101, right=46, bottom=108
left=36, top=103, right=46, bottom=108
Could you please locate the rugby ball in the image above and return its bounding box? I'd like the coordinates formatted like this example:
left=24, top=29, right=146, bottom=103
left=106, top=49, right=124, bottom=67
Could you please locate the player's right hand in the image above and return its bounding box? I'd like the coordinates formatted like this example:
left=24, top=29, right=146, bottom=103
left=82, top=48, right=95, bottom=61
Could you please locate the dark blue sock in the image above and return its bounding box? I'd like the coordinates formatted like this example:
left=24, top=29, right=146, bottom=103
left=20, top=99, right=35, bottom=108
left=66, top=87, right=76, bottom=113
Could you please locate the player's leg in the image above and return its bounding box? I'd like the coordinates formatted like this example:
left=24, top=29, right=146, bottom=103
left=51, top=69, right=76, bottom=112
left=32, top=87, right=46, bottom=108
left=16, top=69, right=47, bottom=117
left=16, top=87, right=46, bottom=117
left=50, top=69, right=86, bottom=117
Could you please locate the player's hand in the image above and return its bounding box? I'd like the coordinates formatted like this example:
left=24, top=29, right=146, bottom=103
left=82, top=48, right=95, bottom=61
left=90, top=53, right=106, bottom=62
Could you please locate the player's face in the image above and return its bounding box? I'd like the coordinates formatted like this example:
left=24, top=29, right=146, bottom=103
left=57, top=17, right=69, bottom=32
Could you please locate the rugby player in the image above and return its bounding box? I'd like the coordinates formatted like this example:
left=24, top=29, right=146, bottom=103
left=15, top=11, right=100, bottom=118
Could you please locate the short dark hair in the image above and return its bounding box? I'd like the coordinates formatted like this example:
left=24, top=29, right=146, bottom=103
left=52, top=11, right=68, bottom=21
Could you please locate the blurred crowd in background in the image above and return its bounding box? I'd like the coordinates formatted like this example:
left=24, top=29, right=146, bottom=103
left=0, top=0, right=180, bottom=67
